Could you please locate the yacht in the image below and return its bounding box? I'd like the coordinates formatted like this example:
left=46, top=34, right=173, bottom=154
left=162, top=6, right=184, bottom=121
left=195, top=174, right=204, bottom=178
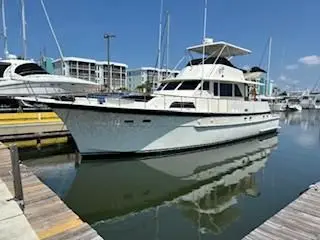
left=0, top=58, right=99, bottom=97
left=300, top=93, right=320, bottom=109
left=261, top=96, right=302, bottom=112
left=20, top=40, right=280, bottom=156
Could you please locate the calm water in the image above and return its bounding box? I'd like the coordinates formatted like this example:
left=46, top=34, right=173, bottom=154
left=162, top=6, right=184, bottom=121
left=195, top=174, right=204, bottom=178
left=21, top=110, right=320, bottom=240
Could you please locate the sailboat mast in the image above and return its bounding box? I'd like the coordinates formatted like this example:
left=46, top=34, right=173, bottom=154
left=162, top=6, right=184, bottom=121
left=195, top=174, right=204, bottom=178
left=266, top=37, right=272, bottom=96
left=165, top=11, right=170, bottom=76
left=40, top=0, right=65, bottom=75
left=1, top=0, right=8, bottom=58
left=201, top=0, right=208, bottom=92
left=21, top=0, right=27, bottom=59
left=156, top=0, right=164, bottom=90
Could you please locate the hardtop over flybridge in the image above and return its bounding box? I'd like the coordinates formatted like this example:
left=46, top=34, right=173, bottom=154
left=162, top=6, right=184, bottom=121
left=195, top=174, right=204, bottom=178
left=19, top=38, right=280, bottom=155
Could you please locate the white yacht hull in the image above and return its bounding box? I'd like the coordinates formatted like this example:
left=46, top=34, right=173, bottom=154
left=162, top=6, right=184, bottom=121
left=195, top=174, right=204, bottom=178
left=53, top=107, right=279, bottom=155
left=300, top=100, right=315, bottom=109
left=270, top=103, right=286, bottom=112
left=0, top=80, right=97, bottom=96
left=270, top=103, right=302, bottom=112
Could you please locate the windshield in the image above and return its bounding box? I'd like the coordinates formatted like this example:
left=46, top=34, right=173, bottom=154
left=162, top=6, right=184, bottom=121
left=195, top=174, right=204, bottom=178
left=15, top=63, right=49, bottom=76
left=0, top=63, right=11, bottom=78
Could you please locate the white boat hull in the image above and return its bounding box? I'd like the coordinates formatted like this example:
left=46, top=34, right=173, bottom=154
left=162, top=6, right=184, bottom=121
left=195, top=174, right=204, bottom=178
left=270, top=103, right=286, bottom=112
left=53, top=107, right=279, bottom=155
left=300, top=99, right=316, bottom=109
left=0, top=80, right=97, bottom=96
left=270, top=103, right=302, bottom=112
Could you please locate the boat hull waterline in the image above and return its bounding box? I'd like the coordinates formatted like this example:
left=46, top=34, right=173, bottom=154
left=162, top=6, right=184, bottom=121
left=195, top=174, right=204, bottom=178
left=52, top=105, right=280, bottom=155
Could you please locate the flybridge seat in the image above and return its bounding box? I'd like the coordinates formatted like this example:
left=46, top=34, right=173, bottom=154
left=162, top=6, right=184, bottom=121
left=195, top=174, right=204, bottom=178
left=186, top=56, right=267, bottom=74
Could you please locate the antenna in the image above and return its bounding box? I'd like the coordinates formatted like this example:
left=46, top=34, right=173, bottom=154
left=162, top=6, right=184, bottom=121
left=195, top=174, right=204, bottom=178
left=266, top=37, right=272, bottom=96
left=21, top=0, right=27, bottom=59
left=201, top=0, right=208, bottom=92
left=1, top=0, right=8, bottom=58
left=156, top=0, right=164, bottom=90
left=40, top=0, right=65, bottom=75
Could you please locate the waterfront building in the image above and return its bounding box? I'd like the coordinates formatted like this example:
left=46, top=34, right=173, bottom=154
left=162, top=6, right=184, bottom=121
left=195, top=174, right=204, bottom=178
left=40, top=56, right=54, bottom=74
left=256, top=76, right=273, bottom=96
left=53, top=57, right=128, bottom=90
left=127, top=67, right=179, bottom=91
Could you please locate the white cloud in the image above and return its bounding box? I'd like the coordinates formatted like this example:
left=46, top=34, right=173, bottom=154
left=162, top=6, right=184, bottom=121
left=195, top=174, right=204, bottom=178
left=278, top=74, right=288, bottom=81
left=285, top=64, right=298, bottom=70
left=292, top=80, right=300, bottom=85
left=298, top=55, right=320, bottom=65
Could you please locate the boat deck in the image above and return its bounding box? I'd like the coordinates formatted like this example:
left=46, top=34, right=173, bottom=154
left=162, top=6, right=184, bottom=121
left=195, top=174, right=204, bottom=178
left=0, top=142, right=103, bottom=240
left=243, top=182, right=320, bottom=240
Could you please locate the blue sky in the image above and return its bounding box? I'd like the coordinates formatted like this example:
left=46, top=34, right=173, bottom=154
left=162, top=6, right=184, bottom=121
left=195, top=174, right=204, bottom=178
left=3, top=0, right=320, bottom=89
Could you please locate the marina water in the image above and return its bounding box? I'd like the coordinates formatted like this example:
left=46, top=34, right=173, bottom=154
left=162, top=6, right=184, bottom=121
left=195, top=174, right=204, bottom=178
left=21, top=110, right=320, bottom=240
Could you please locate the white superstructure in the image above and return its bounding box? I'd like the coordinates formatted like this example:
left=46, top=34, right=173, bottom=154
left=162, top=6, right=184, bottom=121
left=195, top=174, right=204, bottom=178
left=20, top=39, right=280, bottom=156
left=52, top=57, right=128, bottom=90
left=0, top=58, right=99, bottom=96
left=127, top=67, right=179, bottom=91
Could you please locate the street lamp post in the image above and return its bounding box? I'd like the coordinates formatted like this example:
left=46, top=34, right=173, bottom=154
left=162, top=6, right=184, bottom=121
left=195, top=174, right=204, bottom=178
left=104, top=33, right=116, bottom=91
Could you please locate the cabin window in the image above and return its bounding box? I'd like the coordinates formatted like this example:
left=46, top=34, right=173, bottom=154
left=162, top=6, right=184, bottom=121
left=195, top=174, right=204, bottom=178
left=220, top=83, right=233, bottom=97
left=178, top=80, right=201, bottom=90
left=0, top=63, right=11, bottom=78
left=170, top=102, right=195, bottom=108
left=163, top=81, right=180, bottom=90
left=15, top=63, right=48, bottom=76
left=156, top=82, right=166, bottom=91
left=234, top=85, right=243, bottom=97
left=214, top=82, right=218, bottom=96
left=202, top=81, right=210, bottom=90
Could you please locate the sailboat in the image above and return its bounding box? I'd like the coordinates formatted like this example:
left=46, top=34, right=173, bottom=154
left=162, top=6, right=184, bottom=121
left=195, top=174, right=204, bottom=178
left=0, top=0, right=99, bottom=98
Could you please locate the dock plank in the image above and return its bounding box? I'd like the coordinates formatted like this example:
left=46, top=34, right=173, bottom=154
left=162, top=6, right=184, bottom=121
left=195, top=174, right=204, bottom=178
left=243, top=183, right=320, bottom=240
left=0, top=142, right=103, bottom=240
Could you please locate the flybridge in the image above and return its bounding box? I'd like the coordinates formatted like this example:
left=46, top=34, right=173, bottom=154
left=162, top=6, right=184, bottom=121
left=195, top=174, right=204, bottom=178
left=187, top=39, right=252, bottom=57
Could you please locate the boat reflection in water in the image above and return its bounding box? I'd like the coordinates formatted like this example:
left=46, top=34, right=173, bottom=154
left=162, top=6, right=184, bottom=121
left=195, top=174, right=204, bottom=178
left=62, top=134, right=278, bottom=235
left=280, top=111, right=320, bottom=129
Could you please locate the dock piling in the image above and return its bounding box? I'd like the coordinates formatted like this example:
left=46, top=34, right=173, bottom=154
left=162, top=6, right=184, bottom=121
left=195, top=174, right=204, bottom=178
left=9, top=144, right=24, bottom=210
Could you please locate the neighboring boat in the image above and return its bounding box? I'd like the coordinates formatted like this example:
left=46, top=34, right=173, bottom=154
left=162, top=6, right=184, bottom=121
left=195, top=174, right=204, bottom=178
left=20, top=40, right=280, bottom=155
left=259, top=96, right=286, bottom=112
left=261, top=96, right=302, bottom=112
left=0, top=58, right=99, bottom=97
left=300, top=93, right=320, bottom=109
left=0, top=0, right=99, bottom=98
left=314, top=96, right=320, bottom=109
left=285, top=97, right=302, bottom=111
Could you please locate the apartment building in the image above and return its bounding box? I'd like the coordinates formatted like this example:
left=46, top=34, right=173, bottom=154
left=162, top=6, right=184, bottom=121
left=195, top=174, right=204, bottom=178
left=53, top=57, right=128, bottom=90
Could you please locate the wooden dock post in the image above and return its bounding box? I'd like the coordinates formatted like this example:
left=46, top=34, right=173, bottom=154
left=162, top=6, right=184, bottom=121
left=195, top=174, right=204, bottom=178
left=9, top=144, right=24, bottom=210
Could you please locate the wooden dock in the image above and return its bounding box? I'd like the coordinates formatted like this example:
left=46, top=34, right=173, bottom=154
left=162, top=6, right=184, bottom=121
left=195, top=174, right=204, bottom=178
left=0, top=142, right=103, bottom=240
left=243, top=182, right=320, bottom=240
